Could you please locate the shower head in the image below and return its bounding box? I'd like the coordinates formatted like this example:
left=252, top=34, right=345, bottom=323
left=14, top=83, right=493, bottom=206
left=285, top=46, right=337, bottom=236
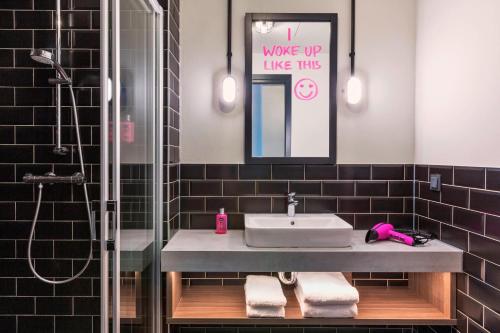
left=30, top=49, right=71, bottom=83
left=30, top=49, right=56, bottom=65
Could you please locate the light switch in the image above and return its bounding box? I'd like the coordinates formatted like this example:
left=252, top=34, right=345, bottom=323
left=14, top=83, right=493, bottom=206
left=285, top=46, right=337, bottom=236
left=430, top=174, right=441, bottom=192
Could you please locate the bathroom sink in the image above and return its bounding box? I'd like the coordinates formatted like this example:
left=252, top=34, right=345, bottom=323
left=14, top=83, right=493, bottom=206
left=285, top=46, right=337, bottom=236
left=244, top=214, right=353, bottom=248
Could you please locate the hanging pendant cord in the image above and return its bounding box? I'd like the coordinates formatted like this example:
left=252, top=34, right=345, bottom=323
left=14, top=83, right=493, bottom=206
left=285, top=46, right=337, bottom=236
left=349, top=0, right=356, bottom=75
left=227, top=0, right=233, bottom=74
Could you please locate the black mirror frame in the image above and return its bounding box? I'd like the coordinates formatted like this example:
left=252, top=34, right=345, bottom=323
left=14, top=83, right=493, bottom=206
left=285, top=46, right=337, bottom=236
left=244, top=13, right=338, bottom=164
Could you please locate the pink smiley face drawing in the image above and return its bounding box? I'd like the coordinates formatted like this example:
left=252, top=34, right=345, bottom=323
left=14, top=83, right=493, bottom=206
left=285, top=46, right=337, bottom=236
left=294, top=78, right=319, bottom=101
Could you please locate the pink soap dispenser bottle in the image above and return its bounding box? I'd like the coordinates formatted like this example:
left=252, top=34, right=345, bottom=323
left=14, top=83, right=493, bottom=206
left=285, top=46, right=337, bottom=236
left=121, top=114, right=135, bottom=143
left=215, top=208, right=227, bottom=234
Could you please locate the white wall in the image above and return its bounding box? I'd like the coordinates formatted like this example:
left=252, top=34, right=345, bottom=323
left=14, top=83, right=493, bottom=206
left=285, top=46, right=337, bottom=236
left=415, top=0, right=500, bottom=167
left=180, top=0, right=416, bottom=164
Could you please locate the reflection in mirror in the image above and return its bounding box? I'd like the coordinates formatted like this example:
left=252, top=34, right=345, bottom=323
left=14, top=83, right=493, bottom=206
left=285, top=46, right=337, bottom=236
left=253, top=21, right=331, bottom=158
left=246, top=14, right=337, bottom=164
left=252, top=75, right=291, bottom=157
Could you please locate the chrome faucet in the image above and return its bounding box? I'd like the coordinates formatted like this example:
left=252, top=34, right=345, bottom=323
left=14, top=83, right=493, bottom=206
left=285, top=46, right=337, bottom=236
left=287, top=192, right=299, bottom=217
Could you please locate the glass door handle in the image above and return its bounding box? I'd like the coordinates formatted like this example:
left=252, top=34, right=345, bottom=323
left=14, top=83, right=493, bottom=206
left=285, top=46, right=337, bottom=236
left=92, top=200, right=117, bottom=249
left=106, top=212, right=116, bottom=251
left=104, top=200, right=117, bottom=251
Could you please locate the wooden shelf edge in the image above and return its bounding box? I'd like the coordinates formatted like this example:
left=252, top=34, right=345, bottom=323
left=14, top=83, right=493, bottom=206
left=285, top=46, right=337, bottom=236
left=167, top=283, right=456, bottom=326
left=166, top=318, right=458, bottom=326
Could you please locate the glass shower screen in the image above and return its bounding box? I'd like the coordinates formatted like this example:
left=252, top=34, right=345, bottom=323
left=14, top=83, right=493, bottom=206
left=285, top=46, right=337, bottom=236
left=100, top=1, right=163, bottom=333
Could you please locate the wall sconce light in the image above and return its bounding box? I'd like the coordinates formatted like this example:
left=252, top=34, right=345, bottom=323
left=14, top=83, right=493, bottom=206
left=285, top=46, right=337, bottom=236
left=219, top=0, right=236, bottom=112
left=221, top=75, right=236, bottom=104
left=346, top=76, right=362, bottom=105
left=345, top=0, right=363, bottom=107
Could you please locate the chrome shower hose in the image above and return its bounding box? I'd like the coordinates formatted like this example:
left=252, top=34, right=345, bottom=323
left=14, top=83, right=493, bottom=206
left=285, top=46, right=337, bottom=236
left=278, top=272, right=298, bottom=285
left=28, top=86, right=94, bottom=284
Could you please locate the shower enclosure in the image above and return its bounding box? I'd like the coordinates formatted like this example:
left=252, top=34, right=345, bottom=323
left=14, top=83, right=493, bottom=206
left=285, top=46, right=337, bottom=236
left=100, top=1, right=163, bottom=332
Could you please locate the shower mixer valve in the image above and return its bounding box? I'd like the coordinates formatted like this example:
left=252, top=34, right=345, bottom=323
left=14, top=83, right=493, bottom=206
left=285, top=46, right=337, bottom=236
left=23, top=172, right=86, bottom=185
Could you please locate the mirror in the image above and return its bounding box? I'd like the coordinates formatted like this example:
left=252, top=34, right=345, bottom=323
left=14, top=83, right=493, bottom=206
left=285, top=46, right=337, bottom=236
left=245, top=14, right=338, bottom=164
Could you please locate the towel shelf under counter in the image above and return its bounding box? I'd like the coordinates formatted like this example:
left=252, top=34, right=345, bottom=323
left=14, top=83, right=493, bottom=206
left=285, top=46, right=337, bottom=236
left=161, top=230, right=463, bottom=272
left=166, top=272, right=456, bottom=326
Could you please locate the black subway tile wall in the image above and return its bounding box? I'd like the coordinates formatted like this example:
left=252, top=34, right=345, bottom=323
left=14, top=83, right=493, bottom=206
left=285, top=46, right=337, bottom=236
left=181, top=164, right=414, bottom=230
left=0, top=1, right=175, bottom=333
left=0, top=1, right=101, bottom=332
left=180, top=164, right=414, bottom=288
left=415, top=165, right=500, bottom=333
left=165, top=0, right=181, bottom=241
left=162, top=0, right=181, bottom=330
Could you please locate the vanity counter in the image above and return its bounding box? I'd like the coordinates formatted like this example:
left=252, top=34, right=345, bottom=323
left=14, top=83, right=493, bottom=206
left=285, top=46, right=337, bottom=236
left=121, top=229, right=154, bottom=272
left=161, top=230, right=462, bottom=272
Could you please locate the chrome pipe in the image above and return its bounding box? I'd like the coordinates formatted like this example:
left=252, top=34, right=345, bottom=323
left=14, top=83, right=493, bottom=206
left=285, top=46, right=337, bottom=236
left=55, top=0, right=63, bottom=153
left=23, top=172, right=86, bottom=184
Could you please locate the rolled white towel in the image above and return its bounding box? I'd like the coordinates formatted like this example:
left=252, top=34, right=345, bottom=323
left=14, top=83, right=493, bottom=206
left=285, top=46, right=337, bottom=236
left=296, top=272, right=359, bottom=305
left=246, top=305, right=285, bottom=318
left=244, top=275, right=287, bottom=307
left=294, top=286, right=358, bottom=318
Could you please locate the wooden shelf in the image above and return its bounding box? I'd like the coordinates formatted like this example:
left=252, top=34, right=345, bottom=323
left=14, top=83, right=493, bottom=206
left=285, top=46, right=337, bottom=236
left=109, top=273, right=143, bottom=325
left=168, top=284, right=456, bottom=326
left=120, top=280, right=138, bottom=320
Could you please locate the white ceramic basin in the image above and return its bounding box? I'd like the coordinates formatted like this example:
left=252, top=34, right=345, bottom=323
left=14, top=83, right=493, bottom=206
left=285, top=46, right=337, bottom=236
left=244, top=214, right=353, bottom=248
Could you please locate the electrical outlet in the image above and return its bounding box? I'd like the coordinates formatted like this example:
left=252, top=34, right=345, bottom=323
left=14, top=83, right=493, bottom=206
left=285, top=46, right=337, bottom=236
left=430, top=174, right=441, bottom=192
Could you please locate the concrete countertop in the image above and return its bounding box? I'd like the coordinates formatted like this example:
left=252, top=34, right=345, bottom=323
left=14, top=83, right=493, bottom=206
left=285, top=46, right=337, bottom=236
left=120, top=229, right=154, bottom=272
left=161, top=230, right=463, bottom=272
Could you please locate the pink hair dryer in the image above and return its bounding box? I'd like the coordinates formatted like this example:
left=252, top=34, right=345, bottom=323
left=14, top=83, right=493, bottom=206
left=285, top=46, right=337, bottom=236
left=365, top=222, right=416, bottom=246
